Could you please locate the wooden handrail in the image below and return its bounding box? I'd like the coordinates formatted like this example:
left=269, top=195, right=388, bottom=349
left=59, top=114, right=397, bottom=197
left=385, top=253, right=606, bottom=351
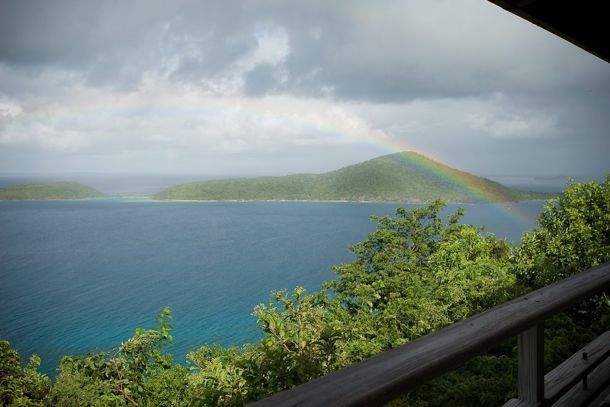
left=250, top=261, right=610, bottom=407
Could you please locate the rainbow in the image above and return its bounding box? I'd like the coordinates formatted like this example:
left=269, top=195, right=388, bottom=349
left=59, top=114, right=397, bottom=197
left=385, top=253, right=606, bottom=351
left=9, top=94, right=542, bottom=231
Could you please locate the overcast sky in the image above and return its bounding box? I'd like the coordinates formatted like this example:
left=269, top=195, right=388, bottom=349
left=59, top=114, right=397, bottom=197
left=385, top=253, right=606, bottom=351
left=0, top=0, right=608, bottom=180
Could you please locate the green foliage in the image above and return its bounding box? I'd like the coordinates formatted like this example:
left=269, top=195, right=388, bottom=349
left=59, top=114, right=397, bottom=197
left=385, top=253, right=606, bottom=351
left=2, top=177, right=609, bottom=406
left=155, top=152, right=550, bottom=202
left=50, top=306, right=189, bottom=406
left=515, top=175, right=610, bottom=288
left=185, top=288, right=355, bottom=404
left=327, top=200, right=515, bottom=339
left=0, top=340, right=51, bottom=406
left=0, top=182, right=104, bottom=200
left=250, top=288, right=343, bottom=387
left=186, top=345, right=249, bottom=406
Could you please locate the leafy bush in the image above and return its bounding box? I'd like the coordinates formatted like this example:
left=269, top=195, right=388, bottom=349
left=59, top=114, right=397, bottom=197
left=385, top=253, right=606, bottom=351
left=515, top=176, right=610, bottom=288
left=0, top=340, right=50, bottom=406
left=50, top=306, right=189, bottom=406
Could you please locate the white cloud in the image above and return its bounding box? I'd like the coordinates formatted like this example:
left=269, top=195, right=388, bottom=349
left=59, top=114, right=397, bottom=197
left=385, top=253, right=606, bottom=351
left=0, top=81, right=390, bottom=159
left=0, top=99, right=22, bottom=118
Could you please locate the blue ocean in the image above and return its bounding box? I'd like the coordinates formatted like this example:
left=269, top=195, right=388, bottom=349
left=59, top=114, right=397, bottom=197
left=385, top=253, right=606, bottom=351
left=0, top=199, right=545, bottom=376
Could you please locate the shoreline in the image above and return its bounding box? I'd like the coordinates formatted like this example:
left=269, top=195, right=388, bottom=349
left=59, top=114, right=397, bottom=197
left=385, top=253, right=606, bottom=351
left=0, top=196, right=552, bottom=204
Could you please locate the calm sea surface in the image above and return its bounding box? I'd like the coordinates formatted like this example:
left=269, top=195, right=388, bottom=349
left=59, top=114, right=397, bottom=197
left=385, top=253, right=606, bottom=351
left=0, top=199, right=545, bottom=375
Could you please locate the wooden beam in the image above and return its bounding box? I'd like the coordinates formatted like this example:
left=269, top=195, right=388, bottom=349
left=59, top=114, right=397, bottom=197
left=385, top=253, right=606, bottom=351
left=501, top=398, right=536, bottom=407
left=518, top=324, right=544, bottom=403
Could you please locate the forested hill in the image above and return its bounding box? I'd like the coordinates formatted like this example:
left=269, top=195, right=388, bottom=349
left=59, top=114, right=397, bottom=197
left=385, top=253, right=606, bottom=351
left=155, top=151, right=550, bottom=203
left=0, top=182, right=105, bottom=200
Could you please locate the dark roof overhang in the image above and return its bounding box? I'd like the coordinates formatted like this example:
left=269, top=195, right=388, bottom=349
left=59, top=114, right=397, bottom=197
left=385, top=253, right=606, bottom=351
left=488, top=0, right=610, bottom=63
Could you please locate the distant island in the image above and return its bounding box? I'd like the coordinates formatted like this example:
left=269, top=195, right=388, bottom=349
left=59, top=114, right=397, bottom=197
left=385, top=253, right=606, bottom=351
left=155, top=152, right=551, bottom=203
left=0, top=181, right=105, bottom=200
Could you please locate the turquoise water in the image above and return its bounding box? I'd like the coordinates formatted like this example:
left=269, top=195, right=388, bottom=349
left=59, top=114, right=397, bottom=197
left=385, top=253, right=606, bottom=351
left=0, top=199, right=545, bottom=376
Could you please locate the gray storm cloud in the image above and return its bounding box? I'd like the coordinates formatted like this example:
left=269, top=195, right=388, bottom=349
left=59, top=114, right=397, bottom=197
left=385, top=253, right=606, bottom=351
left=0, top=0, right=608, bottom=179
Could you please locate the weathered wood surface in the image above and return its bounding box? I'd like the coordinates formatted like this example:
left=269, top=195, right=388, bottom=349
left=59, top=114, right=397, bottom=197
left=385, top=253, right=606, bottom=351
left=545, top=331, right=610, bottom=403
left=518, top=324, right=544, bottom=403
left=553, top=357, right=610, bottom=407
left=501, top=398, right=536, bottom=407
left=249, top=261, right=610, bottom=407
left=581, top=379, right=610, bottom=407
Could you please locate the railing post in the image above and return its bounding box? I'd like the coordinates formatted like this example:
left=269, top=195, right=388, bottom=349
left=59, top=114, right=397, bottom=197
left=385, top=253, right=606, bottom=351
left=518, top=323, right=544, bottom=404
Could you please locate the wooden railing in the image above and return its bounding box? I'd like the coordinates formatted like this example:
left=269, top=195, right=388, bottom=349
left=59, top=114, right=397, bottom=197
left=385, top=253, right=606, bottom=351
left=250, top=261, right=610, bottom=406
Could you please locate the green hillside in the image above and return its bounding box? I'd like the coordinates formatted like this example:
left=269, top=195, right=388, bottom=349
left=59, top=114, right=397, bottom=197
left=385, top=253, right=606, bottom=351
left=0, top=181, right=105, bottom=200
left=155, top=151, right=550, bottom=202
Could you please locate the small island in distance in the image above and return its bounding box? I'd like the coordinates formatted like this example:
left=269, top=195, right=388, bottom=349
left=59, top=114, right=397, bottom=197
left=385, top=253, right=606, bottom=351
left=0, top=181, right=105, bottom=200
left=0, top=152, right=552, bottom=202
